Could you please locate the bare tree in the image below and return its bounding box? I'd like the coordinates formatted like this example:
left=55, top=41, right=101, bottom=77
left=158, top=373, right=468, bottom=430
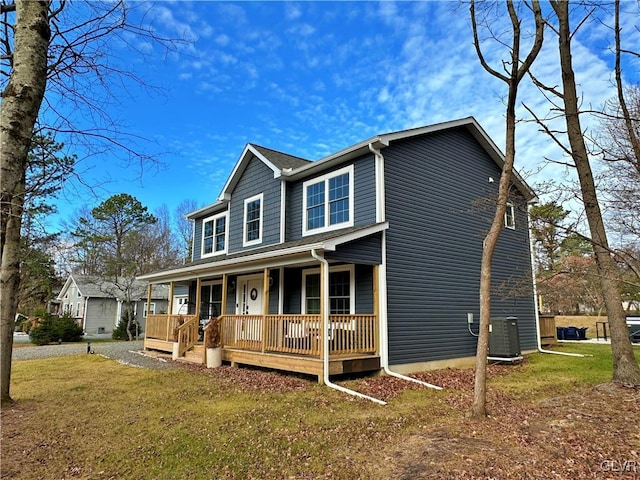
left=0, top=0, right=50, bottom=405
left=470, top=0, right=544, bottom=418
left=175, top=199, right=199, bottom=261
left=0, top=1, right=180, bottom=403
left=534, top=1, right=640, bottom=384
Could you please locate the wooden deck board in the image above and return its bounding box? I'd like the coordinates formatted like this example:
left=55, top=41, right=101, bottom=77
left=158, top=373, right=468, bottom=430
left=223, top=348, right=380, bottom=379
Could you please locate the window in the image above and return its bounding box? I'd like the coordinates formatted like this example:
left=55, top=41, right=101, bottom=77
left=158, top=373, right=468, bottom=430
left=305, top=274, right=321, bottom=314
left=202, top=212, right=228, bottom=257
left=243, top=193, right=263, bottom=246
left=505, top=203, right=515, bottom=229
left=143, top=303, right=156, bottom=317
left=302, top=266, right=354, bottom=314
left=75, top=302, right=81, bottom=317
left=302, top=165, right=354, bottom=235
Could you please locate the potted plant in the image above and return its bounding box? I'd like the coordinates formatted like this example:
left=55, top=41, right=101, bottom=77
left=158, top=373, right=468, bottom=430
left=205, top=316, right=222, bottom=368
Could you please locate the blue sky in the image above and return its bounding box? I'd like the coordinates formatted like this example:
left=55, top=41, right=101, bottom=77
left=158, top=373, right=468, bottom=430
left=46, top=1, right=639, bottom=229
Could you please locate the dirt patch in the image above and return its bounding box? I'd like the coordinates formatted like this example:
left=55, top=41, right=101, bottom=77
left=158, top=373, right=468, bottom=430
left=379, top=382, right=640, bottom=479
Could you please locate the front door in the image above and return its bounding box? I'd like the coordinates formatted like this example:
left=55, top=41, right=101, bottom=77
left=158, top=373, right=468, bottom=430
left=237, top=276, right=263, bottom=315
left=236, top=275, right=263, bottom=342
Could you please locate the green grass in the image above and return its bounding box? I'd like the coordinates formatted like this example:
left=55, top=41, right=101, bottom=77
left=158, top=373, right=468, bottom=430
left=4, top=343, right=639, bottom=479
left=489, top=343, right=627, bottom=398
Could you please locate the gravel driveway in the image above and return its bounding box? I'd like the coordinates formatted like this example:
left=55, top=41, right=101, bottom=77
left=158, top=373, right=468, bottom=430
left=12, top=340, right=177, bottom=370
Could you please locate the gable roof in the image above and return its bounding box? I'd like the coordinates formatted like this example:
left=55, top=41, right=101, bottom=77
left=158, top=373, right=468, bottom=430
left=57, top=274, right=168, bottom=301
left=188, top=117, right=536, bottom=220
left=251, top=144, right=312, bottom=171
left=281, top=117, right=537, bottom=202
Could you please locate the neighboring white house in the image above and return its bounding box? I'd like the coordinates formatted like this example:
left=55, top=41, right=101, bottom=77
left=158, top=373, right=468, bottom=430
left=56, top=274, right=169, bottom=334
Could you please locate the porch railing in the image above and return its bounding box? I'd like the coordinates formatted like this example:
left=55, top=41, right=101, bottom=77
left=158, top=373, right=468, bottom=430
left=146, top=314, right=198, bottom=342
left=175, top=315, right=199, bottom=357
left=221, top=314, right=377, bottom=356
left=146, top=313, right=378, bottom=358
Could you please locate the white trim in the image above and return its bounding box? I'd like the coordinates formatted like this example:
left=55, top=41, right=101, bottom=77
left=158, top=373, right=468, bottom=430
left=138, top=222, right=389, bottom=283
left=302, top=164, right=354, bottom=236
left=301, top=264, right=355, bottom=315
left=369, top=143, right=386, bottom=223
left=143, top=302, right=156, bottom=317
left=201, top=211, right=229, bottom=258
left=279, top=180, right=286, bottom=244
left=278, top=267, right=284, bottom=315
left=243, top=193, right=264, bottom=247
left=505, top=202, right=516, bottom=230
left=219, top=144, right=281, bottom=202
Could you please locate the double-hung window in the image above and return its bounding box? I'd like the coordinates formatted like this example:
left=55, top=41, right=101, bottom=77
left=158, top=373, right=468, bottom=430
left=302, top=266, right=354, bottom=314
left=303, top=165, right=354, bottom=236
left=243, top=193, right=263, bottom=247
left=504, top=202, right=516, bottom=230
left=202, top=212, right=228, bottom=257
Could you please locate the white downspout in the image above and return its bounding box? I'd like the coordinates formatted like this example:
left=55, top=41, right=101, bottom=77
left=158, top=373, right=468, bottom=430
left=311, top=249, right=387, bottom=405
left=527, top=205, right=586, bottom=358
left=379, top=232, right=443, bottom=390
left=369, top=143, right=386, bottom=224
left=370, top=141, right=443, bottom=390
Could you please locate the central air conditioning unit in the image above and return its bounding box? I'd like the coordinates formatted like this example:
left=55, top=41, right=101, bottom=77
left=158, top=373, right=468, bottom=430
left=489, top=317, right=521, bottom=358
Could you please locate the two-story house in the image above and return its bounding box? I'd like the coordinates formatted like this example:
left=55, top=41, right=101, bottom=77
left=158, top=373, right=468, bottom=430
left=139, top=117, right=538, bottom=381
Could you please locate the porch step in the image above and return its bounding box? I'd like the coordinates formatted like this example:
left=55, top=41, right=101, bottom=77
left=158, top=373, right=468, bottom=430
left=181, top=344, right=205, bottom=364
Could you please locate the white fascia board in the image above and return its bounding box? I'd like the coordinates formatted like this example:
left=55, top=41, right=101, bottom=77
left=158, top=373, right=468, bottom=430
left=380, top=116, right=537, bottom=202
left=218, top=144, right=283, bottom=201
left=57, top=275, right=74, bottom=300
left=283, top=138, right=389, bottom=181
left=322, top=222, right=389, bottom=251
left=186, top=199, right=228, bottom=220
left=138, top=223, right=388, bottom=284
left=137, top=243, right=327, bottom=283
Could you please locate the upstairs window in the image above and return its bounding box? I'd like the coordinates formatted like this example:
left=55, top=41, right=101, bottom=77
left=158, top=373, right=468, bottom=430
left=202, top=212, right=228, bottom=257
left=505, top=203, right=516, bottom=230
left=243, top=193, right=263, bottom=247
left=303, top=165, right=354, bottom=236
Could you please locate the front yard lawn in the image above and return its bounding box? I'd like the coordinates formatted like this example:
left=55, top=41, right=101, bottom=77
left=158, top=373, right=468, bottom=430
left=2, top=343, right=639, bottom=479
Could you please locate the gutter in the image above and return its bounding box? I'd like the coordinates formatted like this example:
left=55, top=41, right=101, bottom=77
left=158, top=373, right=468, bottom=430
left=311, top=249, right=387, bottom=405
left=527, top=206, right=587, bottom=358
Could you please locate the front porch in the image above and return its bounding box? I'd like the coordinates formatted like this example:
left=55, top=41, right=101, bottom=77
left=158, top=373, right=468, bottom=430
left=144, top=312, right=380, bottom=382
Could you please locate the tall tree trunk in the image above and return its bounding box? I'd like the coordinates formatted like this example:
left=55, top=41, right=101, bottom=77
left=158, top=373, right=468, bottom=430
left=0, top=0, right=51, bottom=404
left=551, top=1, right=640, bottom=384
left=470, top=0, right=544, bottom=417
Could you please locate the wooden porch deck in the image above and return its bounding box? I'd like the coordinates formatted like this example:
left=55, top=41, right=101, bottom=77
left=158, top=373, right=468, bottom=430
left=144, top=313, right=380, bottom=382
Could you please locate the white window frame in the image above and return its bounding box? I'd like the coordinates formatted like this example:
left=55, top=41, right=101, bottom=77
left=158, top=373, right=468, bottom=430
left=301, top=265, right=355, bottom=314
left=505, top=202, right=516, bottom=230
left=201, top=211, right=229, bottom=258
left=243, top=193, right=264, bottom=247
left=302, top=165, right=354, bottom=236
left=144, top=302, right=156, bottom=317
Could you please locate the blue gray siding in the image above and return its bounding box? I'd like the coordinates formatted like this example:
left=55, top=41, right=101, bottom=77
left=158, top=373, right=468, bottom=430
left=228, top=157, right=281, bottom=253
left=283, top=268, right=302, bottom=314
left=355, top=264, right=374, bottom=314
left=286, top=154, right=377, bottom=241
left=383, top=127, right=536, bottom=366
left=326, top=233, right=382, bottom=265
left=268, top=269, right=280, bottom=314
